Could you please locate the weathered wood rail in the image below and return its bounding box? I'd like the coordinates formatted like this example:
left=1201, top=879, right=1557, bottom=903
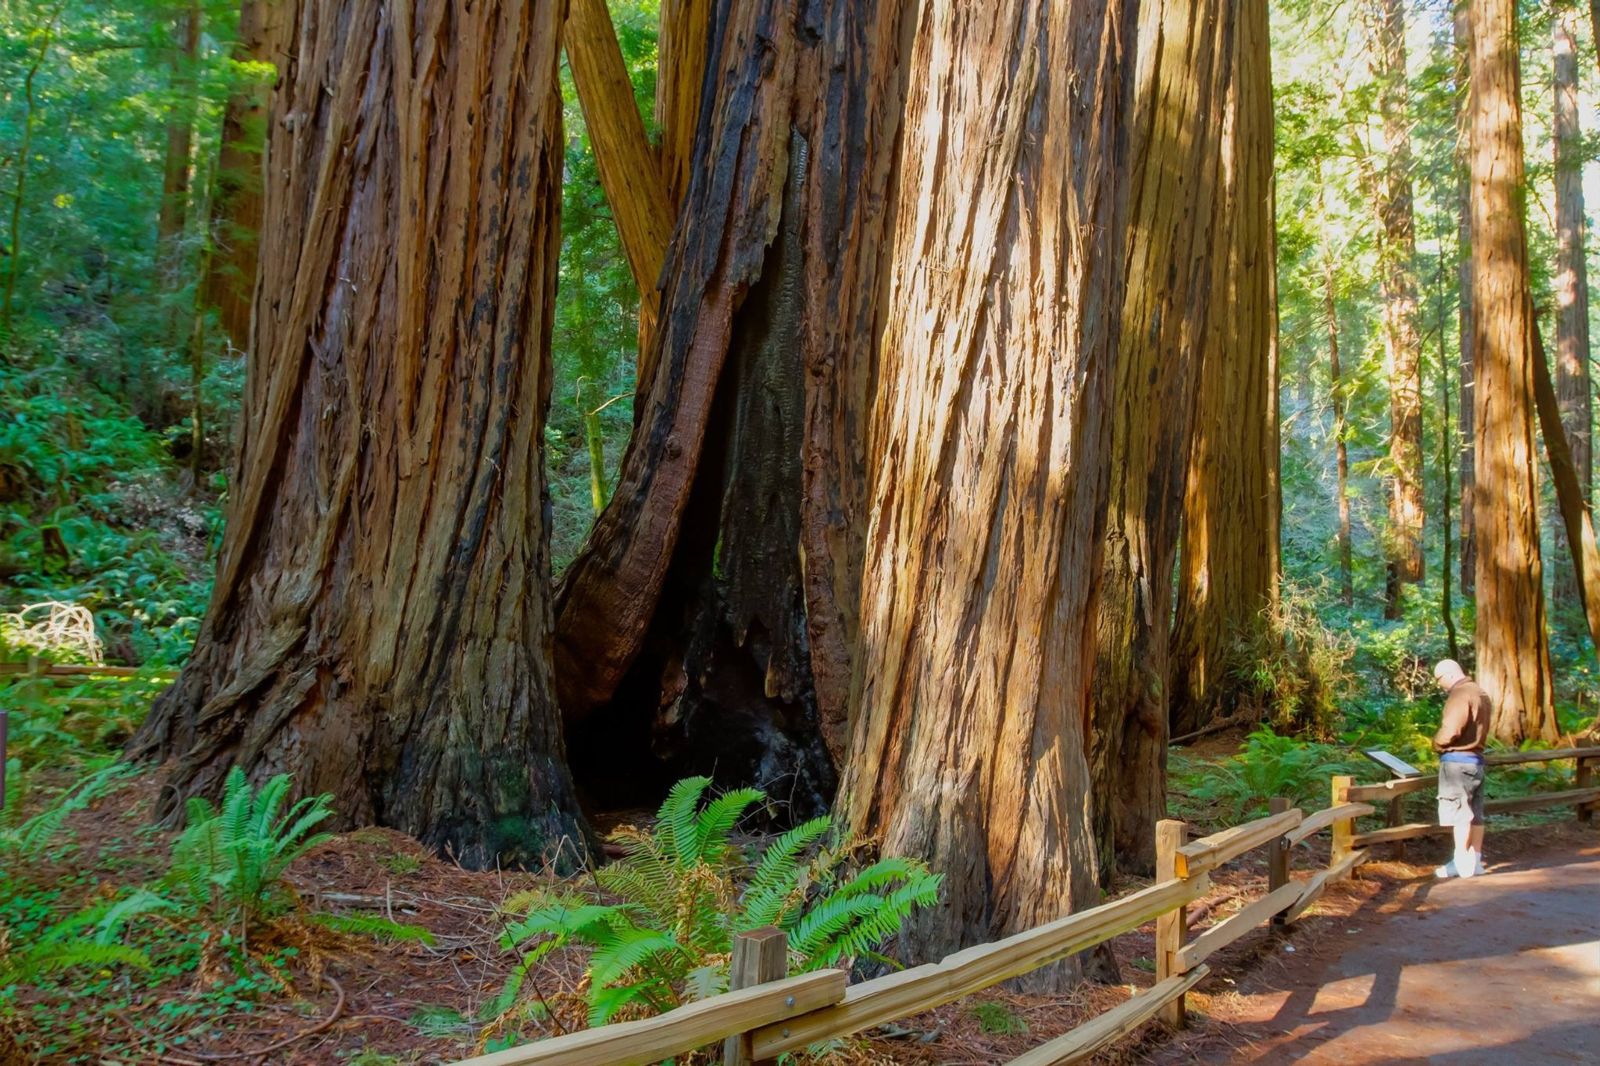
left=451, top=745, right=1600, bottom=1065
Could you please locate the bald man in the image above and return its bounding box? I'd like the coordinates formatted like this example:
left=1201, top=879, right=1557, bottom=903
left=1432, top=659, right=1490, bottom=878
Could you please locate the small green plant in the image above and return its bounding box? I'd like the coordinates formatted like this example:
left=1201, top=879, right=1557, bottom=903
left=0, top=762, right=135, bottom=857
left=163, top=767, right=334, bottom=930
left=0, top=889, right=169, bottom=989
left=495, top=777, right=941, bottom=1027
left=970, top=1000, right=1028, bottom=1035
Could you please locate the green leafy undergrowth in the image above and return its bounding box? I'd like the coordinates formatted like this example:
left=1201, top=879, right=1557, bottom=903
left=493, top=776, right=942, bottom=1032
left=1171, top=727, right=1367, bottom=826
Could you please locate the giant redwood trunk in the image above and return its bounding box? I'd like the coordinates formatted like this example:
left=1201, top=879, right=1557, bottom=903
left=1091, top=0, right=1234, bottom=880
left=840, top=0, right=1135, bottom=975
left=1374, top=0, right=1424, bottom=619
left=1552, top=8, right=1593, bottom=607
left=553, top=0, right=910, bottom=812
left=1170, top=0, right=1280, bottom=736
left=129, top=0, right=590, bottom=866
left=202, top=0, right=292, bottom=349
left=1466, top=0, right=1556, bottom=744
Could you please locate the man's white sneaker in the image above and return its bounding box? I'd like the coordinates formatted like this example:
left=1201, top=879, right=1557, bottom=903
left=1435, top=861, right=1459, bottom=879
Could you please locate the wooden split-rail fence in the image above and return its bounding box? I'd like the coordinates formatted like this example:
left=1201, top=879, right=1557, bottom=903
left=456, top=744, right=1598, bottom=1066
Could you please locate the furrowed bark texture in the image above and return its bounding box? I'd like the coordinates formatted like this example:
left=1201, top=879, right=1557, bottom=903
left=1467, top=0, right=1556, bottom=744
left=1091, top=0, right=1234, bottom=879
left=1170, top=0, right=1280, bottom=736
left=841, top=0, right=1135, bottom=977
left=555, top=0, right=910, bottom=808
left=1374, top=0, right=1423, bottom=618
left=565, top=0, right=674, bottom=370
left=1532, top=321, right=1600, bottom=660
left=1552, top=8, right=1593, bottom=606
left=203, top=0, right=293, bottom=349
left=129, top=0, right=590, bottom=867
left=1455, top=2, right=1476, bottom=596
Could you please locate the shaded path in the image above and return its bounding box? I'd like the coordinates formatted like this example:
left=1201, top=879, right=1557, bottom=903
left=1171, top=842, right=1600, bottom=1064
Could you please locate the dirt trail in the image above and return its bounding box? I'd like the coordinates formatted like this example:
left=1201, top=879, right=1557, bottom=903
left=1157, top=839, right=1600, bottom=1065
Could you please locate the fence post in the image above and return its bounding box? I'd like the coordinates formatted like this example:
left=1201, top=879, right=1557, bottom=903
left=1155, top=819, right=1189, bottom=1028
left=722, top=926, right=787, bottom=1066
left=1330, top=775, right=1354, bottom=870
left=1578, top=756, right=1594, bottom=825
left=1268, top=797, right=1290, bottom=926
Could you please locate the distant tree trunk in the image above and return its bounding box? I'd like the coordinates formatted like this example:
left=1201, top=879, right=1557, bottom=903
left=1455, top=2, right=1477, bottom=597
left=841, top=0, right=1134, bottom=978
left=564, top=0, right=674, bottom=372
left=203, top=0, right=293, bottom=349
left=1091, top=0, right=1234, bottom=881
left=554, top=0, right=911, bottom=810
left=1373, top=0, right=1424, bottom=619
left=1325, top=223, right=1354, bottom=608
left=1532, top=318, right=1600, bottom=661
left=128, top=0, right=591, bottom=866
left=1171, top=0, right=1280, bottom=737
left=158, top=2, right=201, bottom=272
left=1467, top=0, right=1557, bottom=744
left=1553, top=8, right=1593, bottom=607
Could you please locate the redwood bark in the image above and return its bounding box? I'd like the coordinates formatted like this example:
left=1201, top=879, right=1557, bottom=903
left=1373, top=0, right=1423, bottom=618
left=554, top=0, right=911, bottom=806
left=203, top=0, right=292, bottom=349
left=1091, top=0, right=1234, bottom=879
left=1466, top=0, right=1556, bottom=744
left=130, top=0, right=590, bottom=866
left=1552, top=8, right=1593, bottom=607
left=841, top=0, right=1135, bottom=974
left=1170, top=0, right=1280, bottom=736
left=655, top=0, right=712, bottom=211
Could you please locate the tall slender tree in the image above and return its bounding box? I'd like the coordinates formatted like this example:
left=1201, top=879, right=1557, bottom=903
left=1372, top=0, right=1424, bottom=619
left=842, top=0, right=1135, bottom=973
left=1170, top=0, right=1281, bottom=736
left=1091, top=0, right=1235, bottom=878
left=203, top=0, right=292, bottom=349
left=1552, top=4, right=1593, bottom=607
left=1455, top=1, right=1476, bottom=596
left=129, top=0, right=591, bottom=864
left=1466, top=0, right=1556, bottom=743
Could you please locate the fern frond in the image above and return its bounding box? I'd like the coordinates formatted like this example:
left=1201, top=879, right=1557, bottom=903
left=690, top=787, right=764, bottom=866
left=309, top=913, right=437, bottom=945
left=739, top=816, right=830, bottom=930
left=586, top=926, right=686, bottom=990
left=656, top=776, right=712, bottom=867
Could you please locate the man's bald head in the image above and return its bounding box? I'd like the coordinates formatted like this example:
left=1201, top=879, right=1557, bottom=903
left=1434, top=659, right=1467, bottom=692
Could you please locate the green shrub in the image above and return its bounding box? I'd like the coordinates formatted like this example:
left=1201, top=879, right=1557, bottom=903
left=164, top=768, right=334, bottom=930
left=494, top=777, right=941, bottom=1028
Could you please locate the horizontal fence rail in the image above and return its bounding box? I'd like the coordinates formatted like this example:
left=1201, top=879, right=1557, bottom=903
left=453, top=745, right=1599, bottom=1066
